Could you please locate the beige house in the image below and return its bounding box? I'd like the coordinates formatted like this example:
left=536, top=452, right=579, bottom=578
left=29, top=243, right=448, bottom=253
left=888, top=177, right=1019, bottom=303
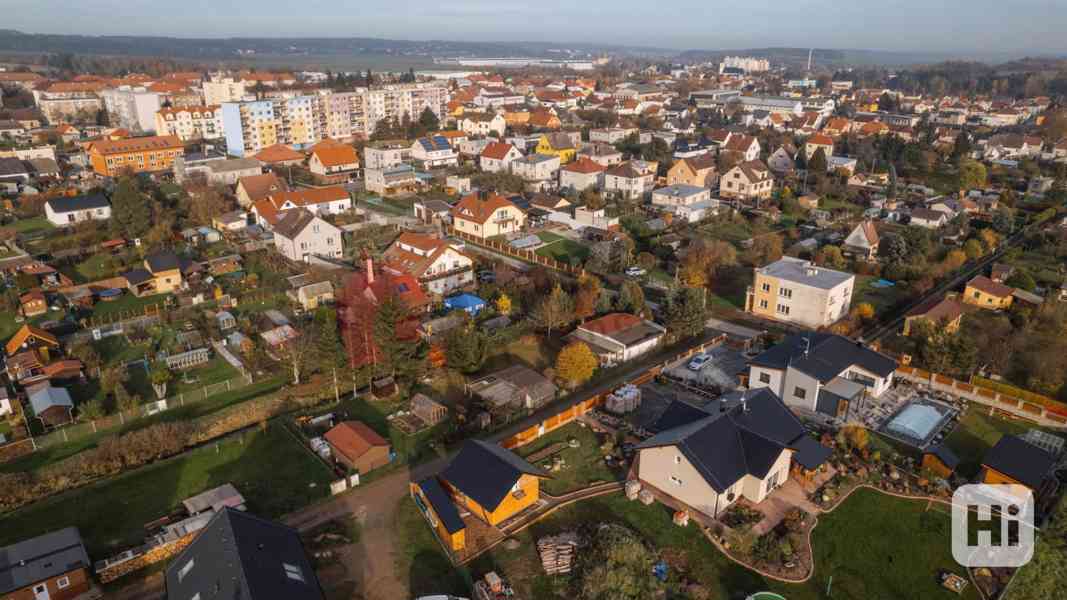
left=383, top=232, right=475, bottom=296
left=746, top=257, right=854, bottom=329
left=450, top=192, right=526, bottom=239
left=720, top=160, right=773, bottom=201
left=667, top=154, right=718, bottom=188
left=636, top=388, right=830, bottom=522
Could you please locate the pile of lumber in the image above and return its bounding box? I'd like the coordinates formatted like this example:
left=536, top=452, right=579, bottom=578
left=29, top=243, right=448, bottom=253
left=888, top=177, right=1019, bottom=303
left=537, top=532, right=580, bottom=575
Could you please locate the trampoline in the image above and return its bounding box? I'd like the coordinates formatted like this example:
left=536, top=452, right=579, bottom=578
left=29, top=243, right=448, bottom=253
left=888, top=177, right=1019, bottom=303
left=98, top=288, right=123, bottom=302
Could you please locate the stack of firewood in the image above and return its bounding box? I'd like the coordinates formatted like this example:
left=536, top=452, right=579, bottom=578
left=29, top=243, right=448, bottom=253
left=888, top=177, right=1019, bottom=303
left=537, top=532, right=580, bottom=575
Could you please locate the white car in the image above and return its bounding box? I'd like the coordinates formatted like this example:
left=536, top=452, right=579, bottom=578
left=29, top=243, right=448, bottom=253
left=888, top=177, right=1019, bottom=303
left=625, top=266, right=647, bottom=277
left=687, top=354, right=710, bottom=371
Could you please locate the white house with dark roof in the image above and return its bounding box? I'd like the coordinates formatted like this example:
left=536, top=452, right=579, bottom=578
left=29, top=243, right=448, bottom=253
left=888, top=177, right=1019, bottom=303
left=44, top=193, right=111, bottom=227
left=748, top=333, right=897, bottom=416
left=636, top=388, right=831, bottom=523
left=272, top=208, right=342, bottom=263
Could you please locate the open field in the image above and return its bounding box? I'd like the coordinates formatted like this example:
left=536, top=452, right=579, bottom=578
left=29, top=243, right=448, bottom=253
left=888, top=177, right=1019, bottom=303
left=535, top=231, right=590, bottom=264
left=516, top=422, right=618, bottom=495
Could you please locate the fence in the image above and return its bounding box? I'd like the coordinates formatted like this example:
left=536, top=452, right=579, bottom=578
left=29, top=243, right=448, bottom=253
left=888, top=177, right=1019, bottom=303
left=448, top=227, right=587, bottom=276
left=499, top=333, right=725, bottom=450
left=3, top=375, right=258, bottom=459
left=895, top=365, right=1067, bottom=428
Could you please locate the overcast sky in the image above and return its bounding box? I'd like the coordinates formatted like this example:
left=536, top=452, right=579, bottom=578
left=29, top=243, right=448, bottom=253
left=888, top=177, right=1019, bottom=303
left=3, top=0, right=1066, bottom=56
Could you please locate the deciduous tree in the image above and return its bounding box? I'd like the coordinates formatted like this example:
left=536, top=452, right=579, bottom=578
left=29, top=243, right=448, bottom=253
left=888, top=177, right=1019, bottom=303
left=555, top=341, right=598, bottom=388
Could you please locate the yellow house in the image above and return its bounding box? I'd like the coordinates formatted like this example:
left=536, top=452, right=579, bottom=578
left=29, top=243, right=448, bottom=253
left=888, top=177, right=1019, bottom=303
left=124, top=250, right=183, bottom=297
left=536, top=132, right=577, bottom=164
left=412, top=440, right=550, bottom=552
left=963, top=275, right=1013, bottom=310
left=667, top=154, right=718, bottom=187
left=451, top=192, right=526, bottom=239
left=902, top=295, right=964, bottom=336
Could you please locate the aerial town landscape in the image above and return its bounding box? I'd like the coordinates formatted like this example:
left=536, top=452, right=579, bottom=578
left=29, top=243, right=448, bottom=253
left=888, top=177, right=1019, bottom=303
left=0, top=4, right=1066, bottom=600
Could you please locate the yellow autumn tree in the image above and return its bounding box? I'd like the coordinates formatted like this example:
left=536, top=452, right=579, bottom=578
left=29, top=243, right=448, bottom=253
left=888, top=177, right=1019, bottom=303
left=555, top=341, right=598, bottom=388
left=852, top=302, right=876, bottom=322
left=496, top=293, right=512, bottom=315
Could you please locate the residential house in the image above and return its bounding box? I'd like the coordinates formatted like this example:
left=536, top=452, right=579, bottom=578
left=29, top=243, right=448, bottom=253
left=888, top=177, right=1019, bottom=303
left=324, top=420, right=392, bottom=474
left=123, top=250, right=185, bottom=297
left=842, top=221, right=879, bottom=260
left=604, top=160, right=656, bottom=200
left=577, top=142, right=623, bottom=167
left=651, top=184, right=718, bottom=223
left=535, top=132, right=578, bottom=164
left=252, top=186, right=351, bottom=228
left=383, top=232, right=474, bottom=296
left=720, top=160, right=773, bottom=202
left=569, top=313, right=665, bottom=365
left=459, top=112, right=506, bottom=137
left=723, top=133, right=760, bottom=162
left=364, top=164, right=420, bottom=196
left=19, top=290, right=47, bottom=317
left=902, top=295, right=964, bottom=336
left=338, top=255, right=430, bottom=368
left=635, top=388, right=831, bottom=523
left=479, top=141, right=522, bottom=173
left=527, top=111, right=561, bottom=130
left=450, top=192, right=526, bottom=239
left=44, top=193, right=111, bottom=227
left=804, top=133, right=834, bottom=160
left=559, top=157, right=606, bottom=192
left=5, top=324, right=60, bottom=362
left=198, top=157, right=262, bottom=186
left=746, top=257, right=854, bottom=329
left=272, top=208, right=343, bottom=263
left=251, top=144, right=304, bottom=167
left=667, top=154, right=718, bottom=188
left=0, top=528, right=92, bottom=600
left=980, top=434, right=1058, bottom=499
left=308, top=140, right=360, bottom=183
left=363, top=141, right=411, bottom=170
left=909, top=208, right=949, bottom=229
left=411, top=440, right=550, bottom=552
left=164, top=508, right=325, bottom=600
left=510, top=153, right=560, bottom=184
left=288, top=281, right=334, bottom=311
left=748, top=333, right=897, bottom=415
left=410, top=136, right=458, bottom=168
left=236, top=172, right=288, bottom=208
left=963, top=275, right=1013, bottom=310
left=589, top=127, right=636, bottom=144
left=413, top=198, right=454, bottom=225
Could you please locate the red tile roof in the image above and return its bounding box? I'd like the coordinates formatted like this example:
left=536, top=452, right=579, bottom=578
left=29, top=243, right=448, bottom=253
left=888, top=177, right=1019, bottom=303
left=451, top=193, right=520, bottom=225
left=480, top=141, right=516, bottom=161
left=967, top=275, right=1013, bottom=298
left=579, top=313, right=642, bottom=336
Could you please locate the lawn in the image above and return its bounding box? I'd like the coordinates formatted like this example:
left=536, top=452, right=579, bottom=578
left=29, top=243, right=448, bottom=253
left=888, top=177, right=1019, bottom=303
left=535, top=232, right=590, bottom=264
left=943, top=405, right=1035, bottom=479
left=854, top=275, right=904, bottom=315
left=333, top=393, right=449, bottom=469
left=450, top=488, right=978, bottom=600
left=480, top=334, right=559, bottom=374
left=90, top=293, right=169, bottom=321
left=0, top=423, right=333, bottom=557
left=700, top=218, right=754, bottom=244
left=8, top=216, right=54, bottom=234
left=516, top=422, right=619, bottom=495
left=169, top=357, right=241, bottom=395
left=75, top=253, right=123, bottom=281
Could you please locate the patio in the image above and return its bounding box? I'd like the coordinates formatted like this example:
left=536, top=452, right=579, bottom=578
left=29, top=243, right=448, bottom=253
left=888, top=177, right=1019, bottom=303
left=750, top=465, right=837, bottom=536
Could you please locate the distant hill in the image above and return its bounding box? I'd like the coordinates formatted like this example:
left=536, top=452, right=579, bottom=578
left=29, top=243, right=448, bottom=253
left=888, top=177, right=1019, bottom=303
left=674, top=46, right=1061, bottom=68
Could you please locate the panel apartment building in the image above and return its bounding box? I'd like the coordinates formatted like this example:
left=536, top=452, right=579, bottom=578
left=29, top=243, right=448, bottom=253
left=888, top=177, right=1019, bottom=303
left=221, top=83, right=449, bottom=156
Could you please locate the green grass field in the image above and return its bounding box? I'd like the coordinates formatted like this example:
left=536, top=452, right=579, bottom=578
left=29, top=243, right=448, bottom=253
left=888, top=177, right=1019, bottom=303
left=943, top=405, right=1036, bottom=479
left=535, top=232, right=589, bottom=264
left=90, top=293, right=169, bottom=320
left=8, top=216, right=54, bottom=234
left=0, top=423, right=332, bottom=557
left=445, top=487, right=977, bottom=600
left=854, top=275, right=904, bottom=315
left=517, top=422, right=618, bottom=495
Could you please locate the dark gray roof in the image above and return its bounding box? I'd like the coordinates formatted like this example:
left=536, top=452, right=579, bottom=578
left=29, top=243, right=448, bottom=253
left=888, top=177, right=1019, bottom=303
left=416, top=477, right=465, bottom=534
left=46, top=194, right=110, bottom=214
left=0, top=157, right=29, bottom=177
left=123, top=268, right=152, bottom=286
left=165, top=508, right=324, bottom=600
left=750, top=333, right=897, bottom=382
left=0, top=527, right=89, bottom=595
left=982, top=435, right=1055, bottom=490
left=273, top=208, right=317, bottom=240
left=927, top=444, right=960, bottom=471
left=145, top=251, right=181, bottom=274
left=439, top=440, right=548, bottom=512
left=638, top=388, right=829, bottom=493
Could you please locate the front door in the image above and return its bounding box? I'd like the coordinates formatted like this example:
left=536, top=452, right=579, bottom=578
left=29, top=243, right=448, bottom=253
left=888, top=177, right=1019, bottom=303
left=33, top=583, right=50, bottom=600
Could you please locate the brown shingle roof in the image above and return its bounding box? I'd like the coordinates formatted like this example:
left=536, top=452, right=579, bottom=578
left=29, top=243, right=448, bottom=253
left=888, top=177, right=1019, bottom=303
left=238, top=173, right=288, bottom=203
left=968, top=275, right=1013, bottom=298
left=480, top=141, right=516, bottom=161
left=324, top=421, right=389, bottom=460
left=88, top=135, right=182, bottom=155
left=451, top=193, right=520, bottom=225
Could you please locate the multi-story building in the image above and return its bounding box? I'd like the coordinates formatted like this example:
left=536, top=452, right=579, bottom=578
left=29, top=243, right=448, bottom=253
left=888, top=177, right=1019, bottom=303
left=155, top=105, right=223, bottom=141
left=720, top=56, right=770, bottom=73
left=32, top=82, right=106, bottom=124
left=101, top=87, right=162, bottom=133
left=746, top=257, right=854, bottom=329
left=221, top=95, right=322, bottom=157
left=202, top=76, right=249, bottom=105
left=87, top=135, right=184, bottom=177
left=363, top=140, right=411, bottom=170
left=361, top=83, right=449, bottom=136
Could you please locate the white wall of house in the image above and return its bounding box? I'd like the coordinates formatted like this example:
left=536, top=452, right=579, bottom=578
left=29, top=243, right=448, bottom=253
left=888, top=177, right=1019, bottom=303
left=749, top=366, right=785, bottom=398
left=274, top=217, right=343, bottom=262
left=44, top=205, right=111, bottom=227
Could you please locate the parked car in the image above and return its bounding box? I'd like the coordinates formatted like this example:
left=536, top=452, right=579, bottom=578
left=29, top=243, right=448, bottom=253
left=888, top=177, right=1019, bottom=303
left=477, top=270, right=495, bottom=283
left=625, top=266, right=646, bottom=277
left=687, top=354, right=710, bottom=371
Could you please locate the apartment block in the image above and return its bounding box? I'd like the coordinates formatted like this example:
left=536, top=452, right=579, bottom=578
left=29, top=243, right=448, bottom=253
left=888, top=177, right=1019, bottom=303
left=155, top=105, right=224, bottom=141
left=87, top=135, right=184, bottom=177
left=101, top=87, right=162, bottom=133
left=745, top=257, right=854, bottom=329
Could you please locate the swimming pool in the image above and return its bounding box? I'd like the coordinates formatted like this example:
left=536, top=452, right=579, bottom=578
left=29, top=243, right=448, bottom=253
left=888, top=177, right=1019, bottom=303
left=885, top=403, right=944, bottom=441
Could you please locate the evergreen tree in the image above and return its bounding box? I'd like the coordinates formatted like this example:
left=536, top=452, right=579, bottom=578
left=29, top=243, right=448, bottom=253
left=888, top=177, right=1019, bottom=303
left=418, top=107, right=440, bottom=133
left=617, top=280, right=646, bottom=315
left=315, top=307, right=347, bottom=402
left=665, top=287, right=708, bottom=339
left=808, top=147, right=829, bottom=174
left=110, top=177, right=151, bottom=240
left=444, top=318, right=489, bottom=374
left=373, top=295, right=427, bottom=382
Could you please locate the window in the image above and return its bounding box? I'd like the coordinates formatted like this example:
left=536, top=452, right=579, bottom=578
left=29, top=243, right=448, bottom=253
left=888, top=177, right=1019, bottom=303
left=761, top=282, right=771, bottom=292
left=759, top=299, right=768, bottom=309
left=283, top=563, right=305, bottom=583
left=177, top=559, right=195, bottom=582
left=674, top=455, right=682, bottom=464
left=779, top=288, right=793, bottom=298
left=759, top=372, right=771, bottom=384
left=794, top=386, right=807, bottom=400
left=56, top=577, right=70, bottom=589
left=776, top=304, right=790, bottom=315
left=670, top=475, right=683, bottom=486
